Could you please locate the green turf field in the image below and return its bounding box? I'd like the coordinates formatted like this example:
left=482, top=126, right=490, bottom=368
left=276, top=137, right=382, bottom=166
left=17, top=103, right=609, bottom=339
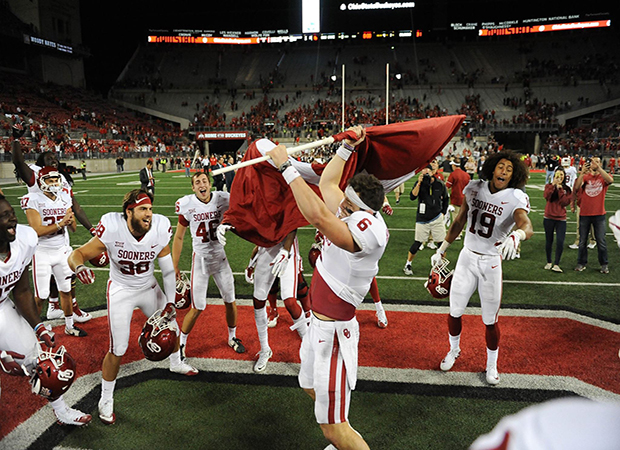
left=4, top=169, right=619, bottom=322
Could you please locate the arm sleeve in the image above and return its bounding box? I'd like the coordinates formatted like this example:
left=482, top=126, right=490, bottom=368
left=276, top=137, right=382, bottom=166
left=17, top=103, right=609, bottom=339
left=158, top=253, right=176, bottom=305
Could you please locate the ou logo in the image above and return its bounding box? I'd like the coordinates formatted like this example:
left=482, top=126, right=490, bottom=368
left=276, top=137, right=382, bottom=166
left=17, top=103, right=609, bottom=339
left=147, top=341, right=162, bottom=353
left=343, top=329, right=351, bottom=339
left=436, top=286, right=449, bottom=296
left=58, top=369, right=74, bottom=382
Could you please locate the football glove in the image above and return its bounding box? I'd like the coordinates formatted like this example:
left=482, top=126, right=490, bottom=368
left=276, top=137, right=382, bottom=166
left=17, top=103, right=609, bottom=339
left=270, top=248, right=290, bottom=277
left=382, top=202, right=393, bottom=216
left=245, top=254, right=259, bottom=284
left=75, top=264, right=95, bottom=284
left=497, top=229, right=526, bottom=260
left=0, top=350, right=28, bottom=376
left=35, top=323, right=56, bottom=348
left=216, top=224, right=233, bottom=246
left=431, top=250, right=444, bottom=267
left=12, top=119, right=26, bottom=139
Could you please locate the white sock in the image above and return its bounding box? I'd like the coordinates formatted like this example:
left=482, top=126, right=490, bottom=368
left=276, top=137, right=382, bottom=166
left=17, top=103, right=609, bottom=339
left=49, top=297, right=59, bottom=307
left=180, top=332, right=188, bottom=347
left=72, top=297, right=77, bottom=307
left=169, top=349, right=181, bottom=367
left=65, top=315, right=74, bottom=329
left=449, top=333, right=461, bottom=351
left=375, top=301, right=385, bottom=314
left=49, top=396, right=67, bottom=411
left=486, top=347, right=498, bottom=369
left=254, top=307, right=270, bottom=352
left=228, top=327, right=236, bottom=341
left=405, top=261, right=411, bottom=267
left=101, top=379, right=116, bottom=401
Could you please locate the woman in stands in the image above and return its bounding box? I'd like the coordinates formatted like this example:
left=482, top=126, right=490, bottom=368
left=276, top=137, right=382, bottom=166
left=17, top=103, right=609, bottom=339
left=543, top=167, right=571, bottom=272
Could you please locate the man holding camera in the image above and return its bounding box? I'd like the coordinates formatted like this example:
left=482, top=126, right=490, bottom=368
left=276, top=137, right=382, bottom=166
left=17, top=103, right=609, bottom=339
left=573, top=156, right=613, bottom=273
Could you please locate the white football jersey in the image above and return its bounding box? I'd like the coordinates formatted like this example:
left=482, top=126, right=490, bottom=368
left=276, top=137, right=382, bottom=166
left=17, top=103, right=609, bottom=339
left=316, top=210, right=389, bottom=307
left=0, top=225, right=37, bottom=304
left=21, top=190, right=73, bottom=248
left=96, top=213, right=172, bottom=289
left=27, top=164, right=73, bottom=197
left=175, top=192, right=228, bottom=257
left=564, top=166, right=578, bottom=190
left=462, top=180, right=530, bottom=255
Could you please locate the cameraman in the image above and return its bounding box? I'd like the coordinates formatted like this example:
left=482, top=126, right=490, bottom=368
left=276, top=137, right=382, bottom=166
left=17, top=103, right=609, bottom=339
left=403, top=166, right=449, bottom=275
left=573, top=156, right=613, bottom=273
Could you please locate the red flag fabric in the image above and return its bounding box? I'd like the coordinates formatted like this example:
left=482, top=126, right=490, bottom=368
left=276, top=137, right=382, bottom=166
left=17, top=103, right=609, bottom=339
left=225, top=115, right=465, bottom=247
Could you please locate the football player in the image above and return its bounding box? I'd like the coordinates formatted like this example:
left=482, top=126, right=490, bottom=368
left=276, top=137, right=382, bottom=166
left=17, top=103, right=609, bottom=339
left=21, top=168, right=86, bottom=337
left=172, top=172, right=245, bottom=362
left=0, top=194, right=91, bottom=425
left=68, top=189, right=196, bottom=426
left=431, top=151, right=533, bottom=385
left=11, top=134, right=93, bottom=322
left=268, top=127, right=387, bottom=450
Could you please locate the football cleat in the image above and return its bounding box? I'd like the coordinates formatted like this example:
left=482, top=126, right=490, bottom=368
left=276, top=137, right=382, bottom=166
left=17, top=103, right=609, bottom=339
left=55, top=406, right=92, bottom=426
left=486, top=366, right=500, bottom=385
left=65, top=326, right=87, bottom=337
left=228, top=337, right=246, bottom=354
left=170, top=362, right=198, bottom=376
left=98, top=397, right=116, bottom=425
left=267, top=307, right=279, bottom=328
left=73, top=306, right=92, bottom=323
left=376, top=309, right=388, bottom=329
left=440, top=348, right=461, bottom=371
left=425, top=257, right=453, bottom=299
left=46, top=303, right=63, bottom=320
left=179, top=344, right=186, bottom=362
left=253, top=349, right=273, bottom=373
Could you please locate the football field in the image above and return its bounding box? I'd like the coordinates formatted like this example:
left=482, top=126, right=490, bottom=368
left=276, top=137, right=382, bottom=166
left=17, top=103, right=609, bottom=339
left=1, top=168, right=619, bottom=449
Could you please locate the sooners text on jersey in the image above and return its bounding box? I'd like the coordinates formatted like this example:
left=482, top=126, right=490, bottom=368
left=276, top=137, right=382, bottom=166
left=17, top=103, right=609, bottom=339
left=0, top=225, right=37, bottom=303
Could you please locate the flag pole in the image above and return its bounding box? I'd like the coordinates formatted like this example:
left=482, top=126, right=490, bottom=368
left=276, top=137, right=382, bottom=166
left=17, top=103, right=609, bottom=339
left=341, top=64, right=345, bottom=131
left=386, top=63, right=389, bottom=125
left=211, top=136, right=335, bottom=176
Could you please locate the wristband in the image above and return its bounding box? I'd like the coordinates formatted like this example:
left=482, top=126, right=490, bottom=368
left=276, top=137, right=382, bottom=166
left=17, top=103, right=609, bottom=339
left=56, top=223, right=62, bottom=231
left=513, top=229, right=526, bottom=240
left=282, top=165, right=301, bottom=184
left=343, top=142, right=355, bottom=152
left=34, top=323, right=44, bottom=333
left=75, top=264, right=85, bottom=273
left=438, top=240, right=451, bottom=254
left=278, top=160, right=292, bottom=173
left=336, top=144, right=353, bottom=161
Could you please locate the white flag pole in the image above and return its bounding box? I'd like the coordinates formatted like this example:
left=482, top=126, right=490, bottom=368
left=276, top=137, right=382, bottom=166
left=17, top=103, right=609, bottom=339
left=341, top=64, right=345, bottom=131
left=386, top=63, right=389, bottom=125
left=211, top=136, right=336, bottom=176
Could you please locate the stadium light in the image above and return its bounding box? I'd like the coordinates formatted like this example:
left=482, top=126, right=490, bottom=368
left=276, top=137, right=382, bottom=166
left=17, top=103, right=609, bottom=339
left=331, top=75, right=337, bottom=82
left=395, top=73, right=402, bottom=80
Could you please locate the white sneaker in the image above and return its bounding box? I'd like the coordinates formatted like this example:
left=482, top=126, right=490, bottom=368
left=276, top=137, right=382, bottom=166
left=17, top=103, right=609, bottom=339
left=55, top=406, right=92, bottom=426
left=73, top=310, right=92, bottom=323
left=403, top=265, right=413, bottom=276
left=228, top=337, right=246, bottom=353
left=486, top=366, right=500, bottom=385
left=419, top=243, right=425, bottom=251
left=376, top=309, right=388, bottom=328
left=569, top=243, right=579, bottom=249
left=427, top=241, right=437, bottom=250
left=440, top=348, right=461, bottom=371
left=544, top=263, right=552, bottom=270
left=588, top=242, right=596, bottom=249
left=253, top=349, right=273, bottom=373
left=98, top=398, right=115, bottom=425
left=65, top=326, right=87, bottom=337
left=46, top=303, right=63, bottom=320
left=170, top=362, right=199, bottom=376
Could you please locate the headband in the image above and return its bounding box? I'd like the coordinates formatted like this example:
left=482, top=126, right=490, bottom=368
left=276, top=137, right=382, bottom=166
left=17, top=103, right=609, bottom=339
left=127, top=193, right=152, bottom=209
left=344, top=185, right=375, bottom=213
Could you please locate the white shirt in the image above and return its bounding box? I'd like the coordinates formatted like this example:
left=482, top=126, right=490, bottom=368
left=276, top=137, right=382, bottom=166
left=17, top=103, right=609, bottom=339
left=564, top=166, right=578, bottom=190
left=21, top=190, right=73, bottom=248
left=462, top=180, right=530, bottom=256
left=175, top=192, right=228, bottom=257
left=316, top=210, right=389, bottom=307
left=0, top=225, right=37, bottom=304
left=96, top=213, right=172, bottom=289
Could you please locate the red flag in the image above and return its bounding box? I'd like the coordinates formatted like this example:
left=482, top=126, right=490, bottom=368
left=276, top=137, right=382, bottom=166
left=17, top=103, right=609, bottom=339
left=225, top=115, right=465, bottom=247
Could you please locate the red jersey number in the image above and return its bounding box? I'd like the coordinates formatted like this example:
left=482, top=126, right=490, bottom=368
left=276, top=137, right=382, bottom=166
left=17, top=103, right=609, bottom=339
left=118, top=260, right=150, bottom=275
left=195, top=221, right=218, bottom=243
left=356, top=218, right=372, bottom=232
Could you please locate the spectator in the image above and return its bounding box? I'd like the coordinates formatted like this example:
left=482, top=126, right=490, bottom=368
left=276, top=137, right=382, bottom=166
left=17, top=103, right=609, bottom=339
left=160, top=156, right=167, bottom=173
left=573, top=157, right=613, bottom=273
left=543, top=167, right=572, bottom=272
left=184, top=157, right=191, bottom=177
left=212, top=157, right=225, bottom=191
left=224, top=157, right=235, bottom=193
left=116, top=156, right=123, bottom=173
left=80, top=160, right=86, bottom=181
left=140, top=160, right=155, bottom=195
left=545, top=155, right=558, bottom=184
left=465, top=156, right=477, bottom=179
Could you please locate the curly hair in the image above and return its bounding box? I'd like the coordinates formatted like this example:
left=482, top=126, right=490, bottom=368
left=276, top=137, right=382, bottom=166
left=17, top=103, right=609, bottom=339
left=122, top=189, right=154, bottom=219
left=347, top=173, right=384, bottom=212
left=35, top=151, right=58, bottom=168
left=479, top=151, right=529, bottom=189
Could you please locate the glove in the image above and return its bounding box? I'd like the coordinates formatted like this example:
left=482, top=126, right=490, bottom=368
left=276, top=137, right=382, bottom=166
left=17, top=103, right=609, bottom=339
left=382, top=202, right=393, bottom=216
left=0, top=350, right=28, bottom=376
left=75, top=265, right=95, bottom=284
left=161, top=302, right=176, bottom=320
left=497, top=229, right=526, bottom=260
left=216, top=224, right=233, bottom=246
left=12, top=119, right=26, bottom=139
left=270, top=248, right=290, bottom=277
left=35, top=323, right=56, bottom=348
left=431, top=250, right=444, bottom=267
left=245, top=254, right=258, bottom=284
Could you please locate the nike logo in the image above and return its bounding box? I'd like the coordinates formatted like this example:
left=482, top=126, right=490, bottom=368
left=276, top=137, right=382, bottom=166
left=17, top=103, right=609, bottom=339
left=501, top=201, right=509, bottom=204
left=491, top=265, right=498, bottom=269
left=318, top=339, right=326, bottom=343
left=135, top=196, right=150, bottom=205
left=151, top=244, right=158, bottom=248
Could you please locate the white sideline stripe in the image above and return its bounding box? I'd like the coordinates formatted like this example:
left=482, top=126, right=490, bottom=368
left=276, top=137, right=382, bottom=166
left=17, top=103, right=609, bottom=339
left=5, top=355, right=619, bottom=450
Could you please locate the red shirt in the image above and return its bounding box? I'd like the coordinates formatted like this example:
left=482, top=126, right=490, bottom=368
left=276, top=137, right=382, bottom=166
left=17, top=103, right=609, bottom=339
left=543, top=184, right=571, bottom=220
left=446, top=168, right=470, bottom=206
left=578, top=173, right=610, bottom=216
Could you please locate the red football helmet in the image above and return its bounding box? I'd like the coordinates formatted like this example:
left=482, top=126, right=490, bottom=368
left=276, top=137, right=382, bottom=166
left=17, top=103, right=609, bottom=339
left=308, top=243, right=322, bottom=269
left=30, top=345, right=76, bottom=400
left=175, top=272, right=191, bottom=310
left=425, top=257, right=454, bottom=299
left=138, top=310, right=178, bottom=361
left=37, top=166, right=62, bottom=194
left=89, top=251, right=109, bottom=267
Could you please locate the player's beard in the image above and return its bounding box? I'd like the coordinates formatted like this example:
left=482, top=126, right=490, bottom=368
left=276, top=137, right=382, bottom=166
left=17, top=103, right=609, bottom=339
left=130, top=215, right=151, bottom=236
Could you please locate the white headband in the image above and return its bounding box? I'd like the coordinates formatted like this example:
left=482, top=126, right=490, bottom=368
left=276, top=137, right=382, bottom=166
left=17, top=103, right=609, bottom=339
left=345, top=185, right=375, bottom=213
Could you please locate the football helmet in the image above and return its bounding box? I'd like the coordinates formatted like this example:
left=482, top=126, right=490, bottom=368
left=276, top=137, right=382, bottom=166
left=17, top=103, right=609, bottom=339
left=175, top=272, right=191, bottom=309
left=89, top=251, right=109, bottom=267
left=30, top=345, right=76, bottom=400
left=308, top=243, right=322, bottom=269
left=138, top=309, right=179, bottom=361
left=424, top=257, right=454, bottom=299
left=37, top=166, right=62, bottom=194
